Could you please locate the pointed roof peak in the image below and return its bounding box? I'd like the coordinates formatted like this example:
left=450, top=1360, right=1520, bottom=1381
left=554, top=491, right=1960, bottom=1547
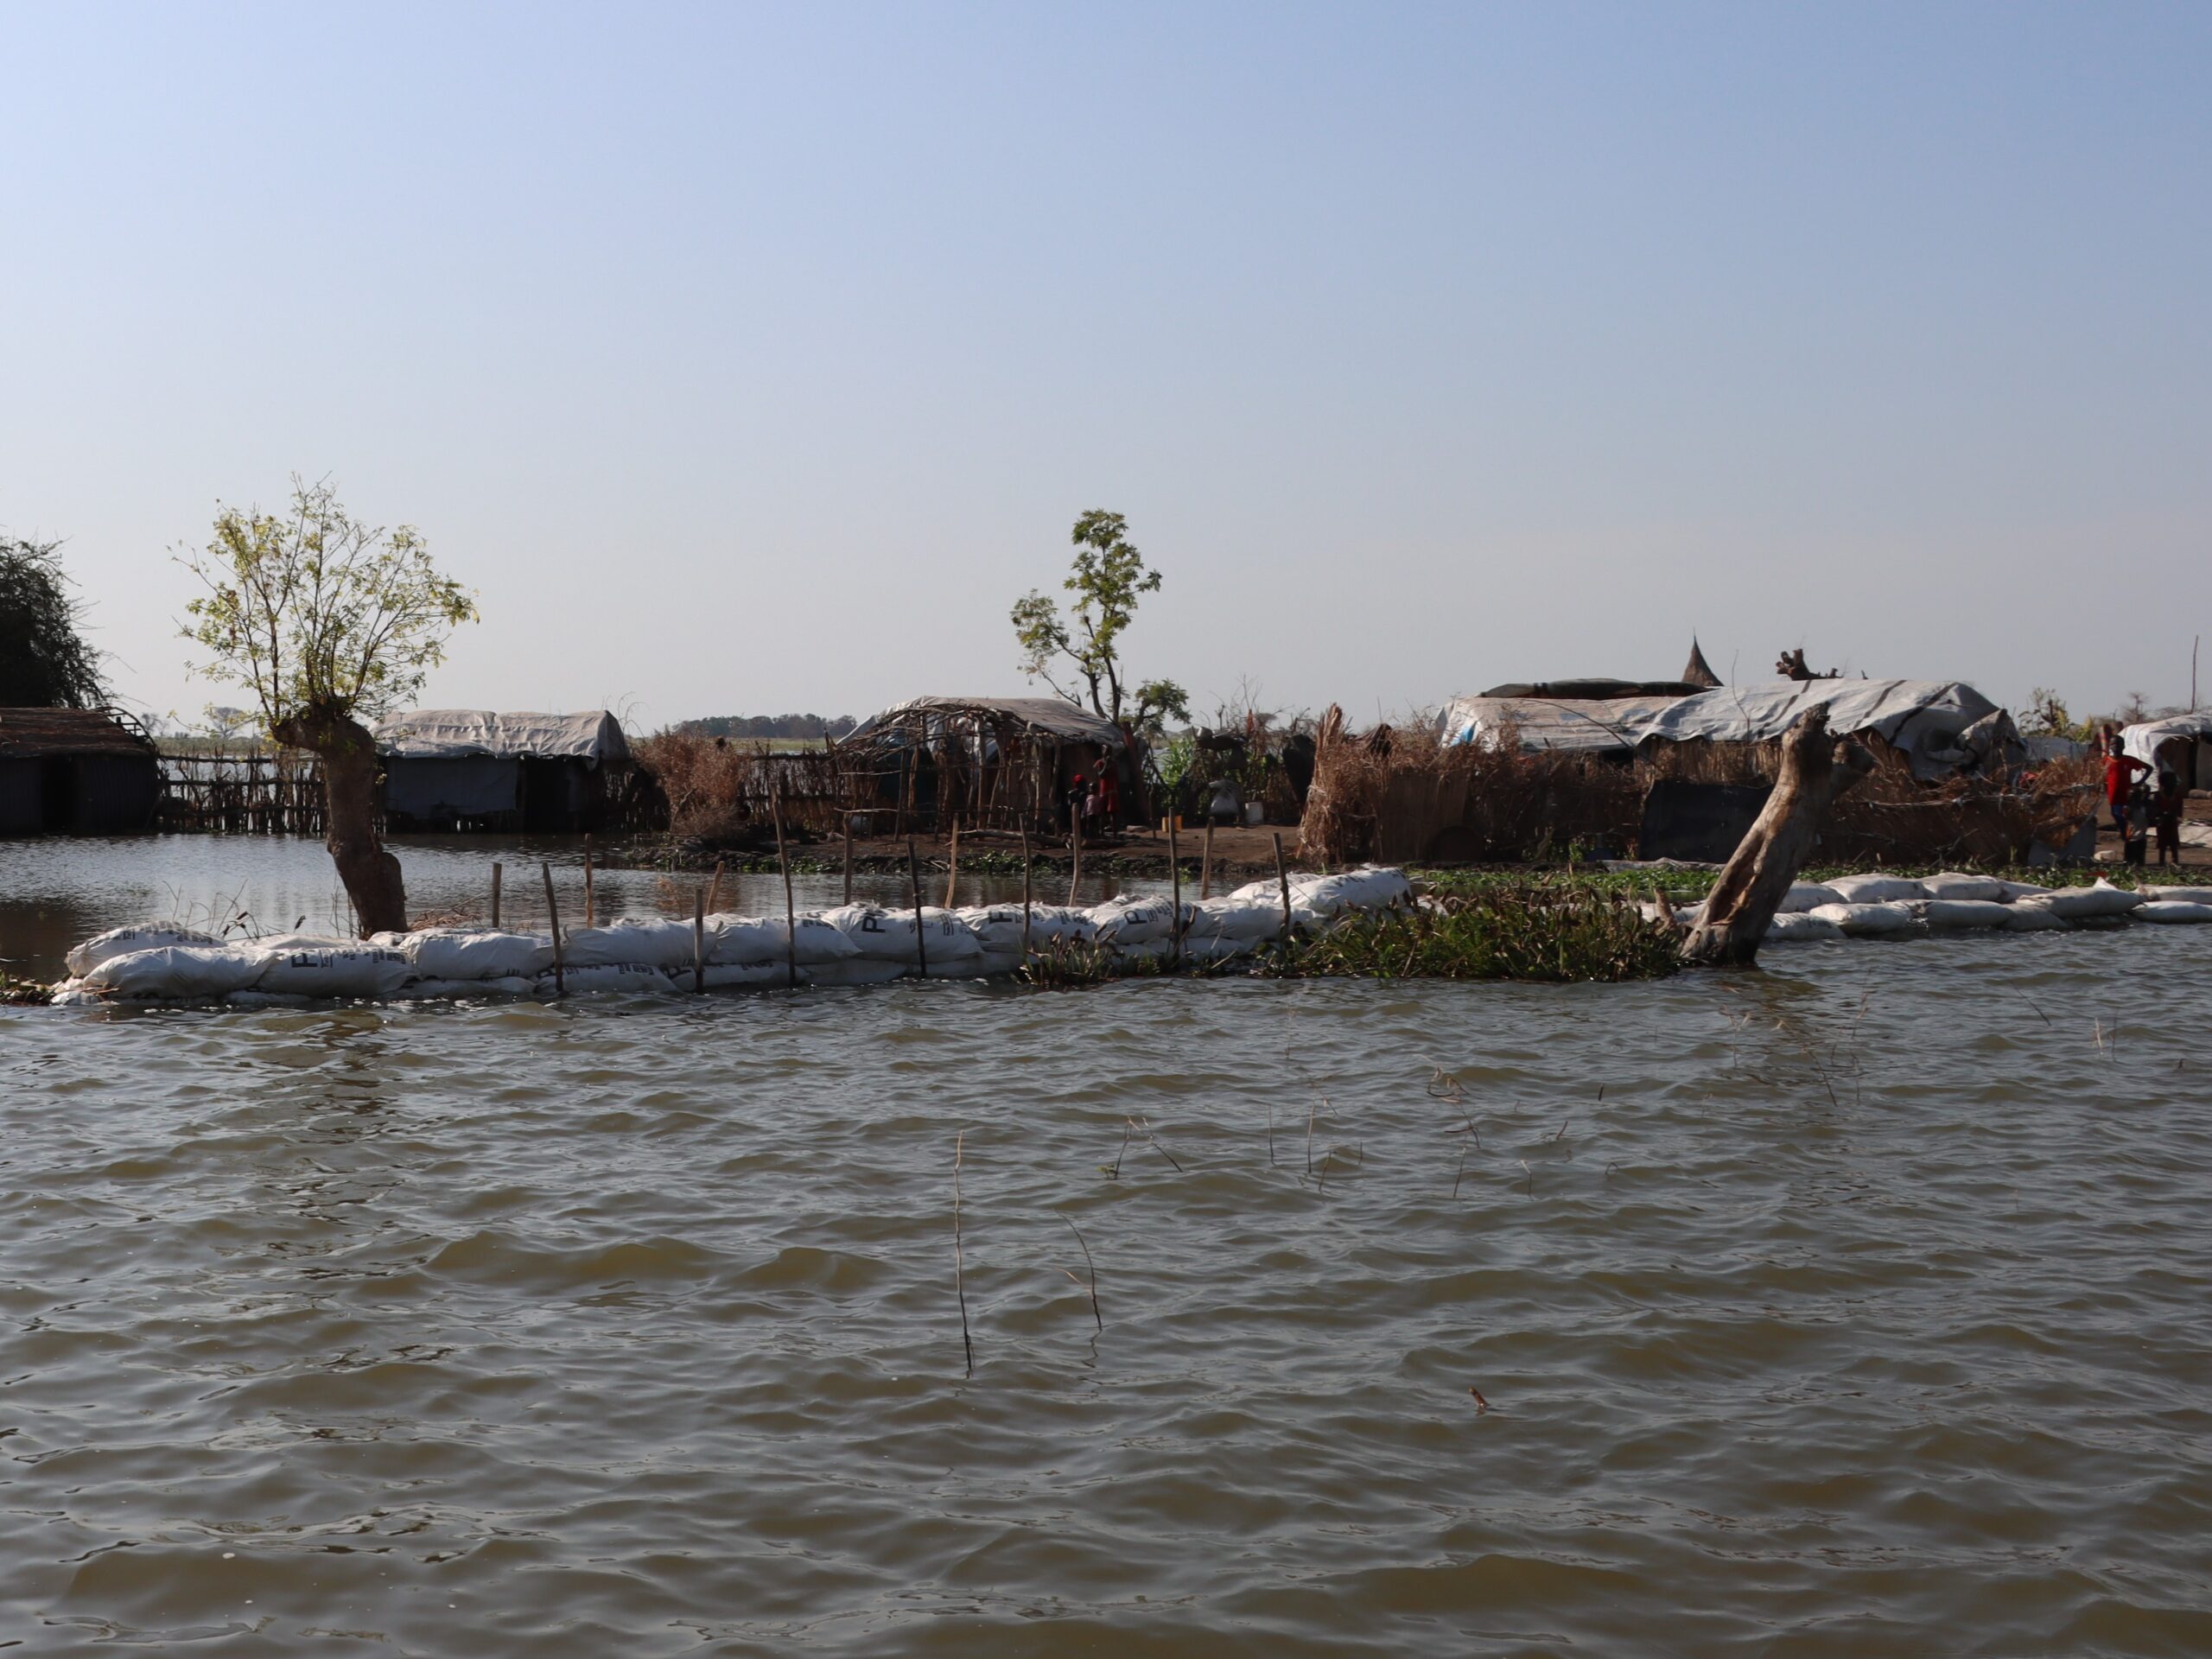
left=1681, top=637, right=1720, bottom=689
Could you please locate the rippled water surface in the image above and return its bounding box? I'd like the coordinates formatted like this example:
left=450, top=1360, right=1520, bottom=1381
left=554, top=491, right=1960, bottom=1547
left=3, top=840, right=2211, bottom=1655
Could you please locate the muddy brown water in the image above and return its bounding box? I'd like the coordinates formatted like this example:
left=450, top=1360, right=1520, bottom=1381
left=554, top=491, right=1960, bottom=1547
left=2, top=836, right=2209, bottom=1655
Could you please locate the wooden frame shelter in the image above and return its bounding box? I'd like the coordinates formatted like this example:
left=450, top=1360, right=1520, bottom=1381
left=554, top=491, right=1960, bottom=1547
left=838, top=696, right=1131, bottom=836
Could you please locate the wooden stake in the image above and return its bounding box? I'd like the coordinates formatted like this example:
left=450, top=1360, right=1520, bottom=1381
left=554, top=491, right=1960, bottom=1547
left=1169, top=818, right=1184, bottom=967
left=706, top=858, right=726, bottom=917
left=541, top=861, right=564, bottom=995
left=1273, top=830, right=1294, bottom=944
left=944, top=818, right=961, bottom=909
left=1020, top=817, right=1033, bottom=957
left=583, top=836, right=594, bottom=929
left=953, top=1131, right=974, bottom=1376
left=693, top=884, right=706, bottom=994
left=773, top=782, right=798, bottom=989
left=1199, top=820, right=1214, bottom=899
left=842, top=812, right=855, bottom=906
left=908, top=837, right=929, bottom=977
left=491, top=861, right=503, bottom=928
left=1068, top=817, right=1083, bottom=906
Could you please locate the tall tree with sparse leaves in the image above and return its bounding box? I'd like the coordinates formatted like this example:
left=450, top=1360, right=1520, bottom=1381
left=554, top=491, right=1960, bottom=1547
left=0, top=536, right=106, bottom=708
left=179, top=478, right=477, bottom=935
left=1011, top=510, right=1189, bottom=740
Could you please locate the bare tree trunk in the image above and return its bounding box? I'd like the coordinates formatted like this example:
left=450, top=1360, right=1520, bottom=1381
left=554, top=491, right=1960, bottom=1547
left=276, top=710, right=407, bottom=937
left=1679, top=709, right=1874, bottom=968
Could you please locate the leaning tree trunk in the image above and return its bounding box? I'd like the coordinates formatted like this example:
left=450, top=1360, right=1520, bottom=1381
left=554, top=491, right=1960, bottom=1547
left=276, top=709, right=407, bottom=938
left=1679, top=709, right=1875, bottom=968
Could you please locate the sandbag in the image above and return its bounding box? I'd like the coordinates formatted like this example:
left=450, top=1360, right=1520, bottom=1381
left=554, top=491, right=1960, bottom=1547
left=709, top=914, right=860, bottom=967
left=49, top=984, right=105, bottom=1006
left=1185, top=897, right=1289, bottom=943
left=393, top=976, right=537, bottom=1000
left=2141, top=886, right=2212, bottom=906
left=1776, top=883, right=1843, bottom=913
left=396, top=928, right=555, bottom=980
left=2135, top=900, right=2212, bottom=925
left=803, top=957, right=912, bottom=987
left=2002, top=906, right=2073, bottom=931
left=1294, top=866, right=1414, bottom=917
left=85, top=944, right=270, bottom=999
left=1921, top=872, right=2010, bottom=901
left=562, top=918, right=700, bottom=970
left=2033, top=880, right=2145, bottom=919
left=1825, top=874, right=1929, bottom=905
left=1808, top=901, right=1920, bottom=937
left=701, top=961, right=792, bottom=989
left=66, top=925, right=224, bottom=978
left=257, top=944, right=413, bottom=999
left=1089, top=896, right=1174, bottom=946
left=1910, top=899, right=2012, bottom=930
left=954, top=906, right=1033, bottom=955
left=972, top=949, right=1027, bottom=977
left=223, top=988, right=314, bottom=1008
left=819, top=906, right=982, bottom=965
left=1021, top=906, right=1097, bottom=945
left=1764, top=912, right=1845, bottom=942
left=547, top=963, right=682, bottom=995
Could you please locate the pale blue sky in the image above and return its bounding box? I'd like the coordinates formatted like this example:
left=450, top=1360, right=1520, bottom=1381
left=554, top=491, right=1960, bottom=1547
left=3, top=2, right=2208, bottom=731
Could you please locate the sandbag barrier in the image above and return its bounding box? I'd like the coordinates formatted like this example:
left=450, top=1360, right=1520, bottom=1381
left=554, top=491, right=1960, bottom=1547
left=46, top=869, right=1416, bottom=1007
left=1652, top=875, right=2212, bottom=944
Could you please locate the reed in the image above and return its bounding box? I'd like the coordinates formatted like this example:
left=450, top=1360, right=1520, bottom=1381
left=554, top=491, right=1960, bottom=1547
left=953, top=1131, right=974, bottom=1377
left=1059, top=1214, right=1103, bottom=1333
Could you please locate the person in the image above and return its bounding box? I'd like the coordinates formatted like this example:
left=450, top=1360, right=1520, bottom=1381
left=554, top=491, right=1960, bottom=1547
left=1065, top=771, right=1086, bottom=834
left=2124, top=779, right=2152, bottom=866
left=2154, top=770, right=2185, bottom=868
left=1096, top=759, right=1121, bottom=829
left=2105, top=738, right=2150, bottom=836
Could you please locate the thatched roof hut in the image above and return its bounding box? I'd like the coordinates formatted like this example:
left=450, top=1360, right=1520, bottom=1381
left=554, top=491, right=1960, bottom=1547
left=842, top=696, right=1130, bottom=833
left=0, top=707, right=160, bottom=836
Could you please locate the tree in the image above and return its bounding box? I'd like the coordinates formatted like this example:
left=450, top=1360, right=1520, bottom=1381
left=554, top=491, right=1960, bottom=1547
left=0, top=536, right=106, bottom=707
left=179, top=478, right=477, bottom=936
left=1011, top=510, right=1189, bottom=740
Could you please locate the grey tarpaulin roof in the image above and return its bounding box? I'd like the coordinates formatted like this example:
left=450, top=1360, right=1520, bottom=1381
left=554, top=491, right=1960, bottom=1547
left=2120, top=713, right=2212, bottom=768
left=845, top=696, right=1128, bottom=747
left=1443, top=679, right=2023, bottom=779
left=373, top=709, right=630, bottom=766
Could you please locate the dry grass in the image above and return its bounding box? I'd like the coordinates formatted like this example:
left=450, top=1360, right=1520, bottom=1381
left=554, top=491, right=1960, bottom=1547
left=633, top=729, right=849, bottom=843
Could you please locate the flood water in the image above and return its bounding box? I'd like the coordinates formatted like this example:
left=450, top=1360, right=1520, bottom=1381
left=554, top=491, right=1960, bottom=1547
left=2, top=837, right=2209, bottom=1655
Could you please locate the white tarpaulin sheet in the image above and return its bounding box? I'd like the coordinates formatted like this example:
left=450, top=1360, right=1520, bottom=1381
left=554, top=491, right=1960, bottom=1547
left=1443, top=679, right=2021, bottom=780
left=375, top=709, right=629, bottom=766
left=2120, top=713, right=2212, bottom=769
left=846, top=696, right=1127, bottom=747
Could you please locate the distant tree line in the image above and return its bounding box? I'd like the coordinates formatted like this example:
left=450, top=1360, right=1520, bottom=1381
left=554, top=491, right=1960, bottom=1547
left=677, top=714, right=857, bottom=741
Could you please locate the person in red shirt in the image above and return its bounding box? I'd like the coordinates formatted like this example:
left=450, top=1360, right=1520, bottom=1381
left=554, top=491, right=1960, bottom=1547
left=2105, top=738, right=2150, bottom=833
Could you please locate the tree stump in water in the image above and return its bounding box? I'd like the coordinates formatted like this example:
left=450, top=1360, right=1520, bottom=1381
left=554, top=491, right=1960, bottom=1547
left=1679, top=709, right=1875, bottom=968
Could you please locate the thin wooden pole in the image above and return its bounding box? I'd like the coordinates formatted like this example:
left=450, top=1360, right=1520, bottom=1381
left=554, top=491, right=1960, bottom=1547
left=542, top=861, right=564, bottom=995
left=773, top=783, right=798, bottom=989
left=1273, top=830, right=1294, bottom=945
left=583, top=836, right=595, bottom=929
left=491, top=861, right=503, bottom=927
left=908, top=837, right=929, bottom=977
left=1068, top=817, right=1083, bottom=906
left=842, top=812, right=855, bottom=906
left=1199, top=820, right=1215, bottom=899
left=1169, top=818, right=1184, bottom=967
left=1020, top=817, right=1033, bottom=957
left=944, top=818, right=961, bottom=909
left=693, top=884, right=706, bottom=994
left=706, top=858, right=726, bottom=916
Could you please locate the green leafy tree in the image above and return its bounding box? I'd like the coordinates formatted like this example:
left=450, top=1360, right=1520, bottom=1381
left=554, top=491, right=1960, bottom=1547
left=1011, top=510, right=1190, bottom=739
left=0, top=536, right=106, bottom=707
left=179, top=478, right=477, bottom=935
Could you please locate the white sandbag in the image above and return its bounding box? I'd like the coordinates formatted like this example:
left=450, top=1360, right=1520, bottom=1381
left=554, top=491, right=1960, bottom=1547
left=1181, top=934, right=1255, bottom=963
left=819, top=905, right=982, bottom=965
left=1776, top=882, right=1843, bottom=912
left=921, top=955, right=995, bottom=979
left=1808, top=901, right=1920, bottom=937
left=397, top=928, right=555, bottom=980
left=394, top=976, right=537, bottom=1000
left=2003, top=905, right=2073, bottom=931
left=954, top=906, right=1033, bottom=955
left=1995, top=880, right=2059, bottom=900
left=66, top=925, right=224, bottom=978
left=85, top=944, right=270, bottom=999
left=709, top=914, right=860, bottom=967
left=1764, top=912, right=1845, bottom=942
left=1021, top=906, right=1097, bottom=945
left=1185, top=897, right=1289, bottom=944
left=49, top=985, right=105, bottom=1006
left=803, top=957, right=912, bottom=987
left=1921, top=872, right=2010, bottom=901
left=1825, top=874, right=1929, bottom=904
left=1910, top=899, right=2012, bottom=930
left=1107, top=938, right=1175, bottom=963
left=561, top=918, right=700, bottom=970
left=2142, top=886, right=2212, bottom=906
left=224, top=988, right=315, bottom=1007
left=253, top=932, right=359, bottom=953
left=547, top=963, right=682, bottom=995
left=1672, top=904, right=1706, bottom=928
left=701, top=960, right=791, bottom=989
left=1089, top=896, right=1175, bottom=946
left=1294, top=866, right=1414, bottom=917
left=2135, top=900, right=2212, bottom=925
left=257, top=944, right=413, bottom=999
left=2035, top=880, right=2145, bottom=919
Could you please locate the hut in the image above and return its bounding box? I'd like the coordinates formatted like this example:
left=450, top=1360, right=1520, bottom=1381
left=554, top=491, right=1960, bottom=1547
left=839, top=696, right=1131, bottom=834
left=0, top=707, right=161, bottom=836
left=2120, top=713, right=2212, bottom=791
left=373, top=709, right=632, bottom=833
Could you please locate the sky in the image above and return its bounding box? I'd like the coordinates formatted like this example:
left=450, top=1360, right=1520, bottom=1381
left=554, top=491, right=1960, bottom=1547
left=3, top=2, right=2209, bottom=734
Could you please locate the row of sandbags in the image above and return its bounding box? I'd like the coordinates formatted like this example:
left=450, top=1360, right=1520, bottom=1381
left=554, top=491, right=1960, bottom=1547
left=1656, top=874, right=2212, bottom=944
left=48, top=868, right=1415, bottom=1005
